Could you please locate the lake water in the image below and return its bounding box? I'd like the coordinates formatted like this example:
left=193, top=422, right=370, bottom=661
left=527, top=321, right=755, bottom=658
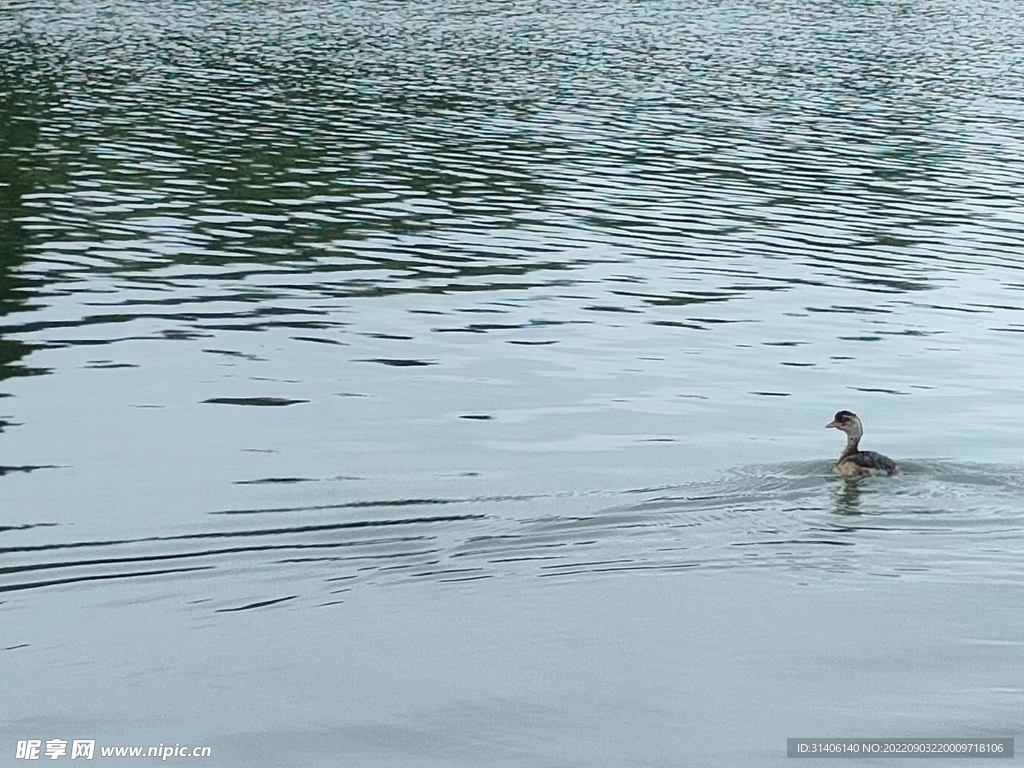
left=3, top=0, right=1024, bottom=764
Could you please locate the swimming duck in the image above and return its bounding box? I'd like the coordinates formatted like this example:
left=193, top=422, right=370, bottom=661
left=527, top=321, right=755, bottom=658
left=826, top=410, right=899, bottom=476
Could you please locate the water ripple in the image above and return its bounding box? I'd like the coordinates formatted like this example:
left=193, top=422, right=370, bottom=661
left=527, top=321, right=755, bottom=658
left=4, top=462, right=1023, bottom=607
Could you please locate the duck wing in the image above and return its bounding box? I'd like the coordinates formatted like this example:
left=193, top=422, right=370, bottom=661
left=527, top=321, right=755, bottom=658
left=846, top=450, right=899, bottom=475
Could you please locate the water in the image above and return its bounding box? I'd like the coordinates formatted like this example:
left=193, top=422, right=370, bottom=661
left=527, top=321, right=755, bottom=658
left=3, top=0, right=1024, bottom=764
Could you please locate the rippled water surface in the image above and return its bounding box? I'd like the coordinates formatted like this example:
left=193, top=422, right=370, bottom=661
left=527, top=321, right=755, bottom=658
left=3, top=0, right=1024, bottom=764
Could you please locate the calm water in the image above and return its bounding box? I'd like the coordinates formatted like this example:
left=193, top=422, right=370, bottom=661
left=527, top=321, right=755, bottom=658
left=3, top=0, right=1024, bottom=764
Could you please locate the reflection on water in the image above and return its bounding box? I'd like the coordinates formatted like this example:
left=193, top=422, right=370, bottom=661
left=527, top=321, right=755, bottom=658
left=830, top=476, right=868, bottom=515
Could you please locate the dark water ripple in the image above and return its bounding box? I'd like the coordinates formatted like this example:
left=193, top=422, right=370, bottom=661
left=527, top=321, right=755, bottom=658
left=3, top=0, right=1024, bottom=611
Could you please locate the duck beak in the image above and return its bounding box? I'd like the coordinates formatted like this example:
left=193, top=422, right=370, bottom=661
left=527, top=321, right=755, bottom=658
left=825, top=419, right=840, bottom=429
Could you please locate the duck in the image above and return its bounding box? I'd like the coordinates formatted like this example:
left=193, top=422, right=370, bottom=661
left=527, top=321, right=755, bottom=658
left=826, top=410, right=899, bottom=476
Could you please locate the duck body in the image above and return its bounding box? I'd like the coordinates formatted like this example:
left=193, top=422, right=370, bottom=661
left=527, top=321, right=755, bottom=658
left=833, top=449, right=899, bottom=476
left=827, top=410, right=899, bottom=476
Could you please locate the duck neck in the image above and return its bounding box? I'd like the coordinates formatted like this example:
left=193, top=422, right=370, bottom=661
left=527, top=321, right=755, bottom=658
left=839, top=433, right=860, bottom=459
